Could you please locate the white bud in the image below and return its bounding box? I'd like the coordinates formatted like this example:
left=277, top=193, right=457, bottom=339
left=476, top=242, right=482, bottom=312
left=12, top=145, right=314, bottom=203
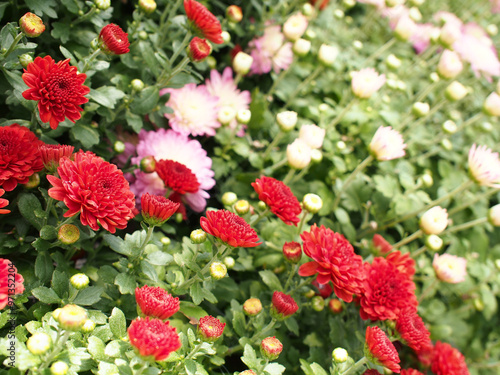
left=412, top=102, right=430, bottom=117
left=303, top=193, right=323, bottom=213
left=236, top=109, right=251, bottom=124
left=386, top=54, right=401, bottom=70
left=221, top=31, right=231, bottom=44
left=420, top=206, right=449, bottom=235
left=332, top=347, right=349, bottom=363
left=310, top=149, right=323, bottom=163
left=276, top=111, right=298, bottom=131
left=287, top=139, right=312, bottom=169
left=218, top=106, right=236, bottom=125
left=352, top=40, right=363, bottom=50
left=445, top=81, right=468, bottom=101
left=333, top=9, right=344, bottom=19
left=488, top=204, right=500, bottom=226
left=233, top=52, right=253, bottom=75
left=409, top=7, right=422, bottom=22
left=425, top=234, right=443, bottom=251
left=486, top=24, right=498, bottom=36
left=441, top=138, right=453, bottom=150
left=293, top=38, right=311, bottom=56
left=318, top=44, right=339, bottom=66
left=442, top=120, right=457, bottom=134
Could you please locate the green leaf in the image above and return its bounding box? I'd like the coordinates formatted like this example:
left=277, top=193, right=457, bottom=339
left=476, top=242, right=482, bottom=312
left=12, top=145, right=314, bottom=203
left=18, top=194, right=43, bottom=230
left=130, top=86, right=159, bottom=115
left=0, top=3, right=9, bottom=21
left=179, top=301, right=208, bottom=320
left=184, top=359, right=197, bottom=375
left=146, top=251, right=173, bottom=266
left=140, top=260, right=159, bottom=283
left=88, top=87, right=126, bottom=109
left=2, top=68, right=27, bottom=93
left=232, top=310, right=246, bottom=336
left=35, top=252, right=54, bottom=284
left=87, top=336, right=106, bottom=361
left=264, top=363, right=286, bottom=375
left=25, top=0, right=58, bottom=17
left=98, top=362, right=120, bottom=375
left=60, top=46, right=77, bottom=64
left=259, top=270, right=283, bottom=291
left=190, top=283, right=203, bottom=305
left=284, top=316, right=299, bottom=336
left=300, top=360, right=328, bottom=375
left=114, top=273, right=137, bottom=295
left=60, top=0, right=80, bottom=13
left=51, top=270, right=69, bottom=300
left=31, top=286, right=61, bottom=304
left=373, top=175, right=400, bottom=198
left=109, top=307, right=127, bottom=339
left=104, top=231, right=145, bottom=257
left=125, top=110, right=143, bottom=133
left=105, top=340, right=128, bottom=358
left=51, top=22, right=72, bottom=43
left=241, top=344, right=258, bottom=369
left=71, top=123, right=100, bottom=148
left=72, top=286, right=104, bottom=306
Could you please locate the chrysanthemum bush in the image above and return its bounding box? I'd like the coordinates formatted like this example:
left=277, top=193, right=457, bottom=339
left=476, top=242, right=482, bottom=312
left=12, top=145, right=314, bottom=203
left=1, top=0, right=500, bottom=374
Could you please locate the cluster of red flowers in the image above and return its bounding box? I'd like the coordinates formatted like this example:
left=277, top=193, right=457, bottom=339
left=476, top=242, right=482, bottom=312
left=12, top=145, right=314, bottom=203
left=431, top=341, right=470, bottom=375
left=252, top=176, right=302, bottom=226
left=0, top=259, right=25, bottom=310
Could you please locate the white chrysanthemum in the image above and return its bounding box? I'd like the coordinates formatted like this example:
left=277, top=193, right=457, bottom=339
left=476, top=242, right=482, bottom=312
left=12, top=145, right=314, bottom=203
left=298, top=124, right=325, bottom=149
left=283, top=13, right=308, bottom=41
left=468, top=144, right=500, bottom=187
left=433, top=253, right=467, bottom=284
left=369, top=126, right=406, bottom=161
left=162, top=83, right=220, bottom=136
left=287, top=139, right=312, bottom=169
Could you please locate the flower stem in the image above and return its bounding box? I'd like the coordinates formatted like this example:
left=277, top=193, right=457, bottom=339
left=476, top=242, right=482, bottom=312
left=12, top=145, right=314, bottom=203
left=332, top=155, right=374, bottom=211
left=283, top=168, right=296, bottom=185
left=249, top=209, right=270, bottom=227
left=296, top=210, right=308, bottom=236
left=285, top=65, right=324, bottom=107
left=267, top=61, right=293, bottom=98
left=170, top=31, right=192, bottom=65
left=262, top=131, right=285, bottom=161
left=158, top=55, right=190, bottom=87
left=364, top=37, right=396, bottom=65
left=418, top=278, right=439, bottom=303
left=37, top=330, right=71, bottom=372
left=393, top=229, right=423, bottom=249
left=448, top=188, right=499, bottom=216
left=1, top=32, right=23, bottom=60
left=328, top=97, right=358, bottom=129
left=136, top=225, right=155, bottom=261
left=413, top=80, right=441, bottom=103
left=284, top=264, right=298, bottom=293
left=442, top=217, right=488, bottom=235
left=81, top=49, right=102, bottom=74
left=341, top=356, right=368, bottom=375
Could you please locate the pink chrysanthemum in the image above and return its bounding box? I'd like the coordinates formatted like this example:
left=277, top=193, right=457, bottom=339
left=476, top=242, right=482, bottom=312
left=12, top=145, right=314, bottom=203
left=0, top=259, right=24, bottom=309
left=161, top=83, right=220, bottom=136
left=248, top=25, right=293, bottom=75
left=468, top=144, right=500, bottom=187
left=350, top=68, right=386, bottom=99
left=47, top=151, right=135, bottom=233
left=130, top=129, right=215, bottom=213
left=205, top=67, right=251, bottom=133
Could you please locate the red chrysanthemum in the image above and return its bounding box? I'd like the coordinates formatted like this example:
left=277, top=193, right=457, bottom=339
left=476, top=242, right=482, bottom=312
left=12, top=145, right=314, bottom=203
left=200, top=209, right=261, bottom=248
left=386, top=250, right=416, bottom=279
left=261, top=337, right=283, bottom=360
left=99, top=24, right=130, bottom=55
left=431, top=342, right=470, bottom=375
left=359, top=257, right=418, bottom=321
left=283, top=241, right=302, bottom=263
left=198, top=315, right=226, bottom=341
left=373, top=234, right=392, bottom=254
left=395, top=307, right=432, bottom=352
left=47, top=151, right=135, bottom=234
left=155, top=159, right=200, bottom=194
left=128, top=317, right=181, bottom=361
left=0, top=189, right=10, bottom=214
left=251, top=176, right=302, bottom=226
left=0, top=259, right=25, bottom=310
left=22, top=56, right=90, bottom=130
left=417, top=344, right=434, bottom=368
left=365, top=326, right=401, bottom=373
left=141, top=193, right=180, bottom=226
left=271, top=291, right=299, bottom=319
left=298, top=224, right=365, bottom=302
left=312, top=278, right=333, bottom=298
left=39, top=144, right=74, bottom=172
left=135, top=286, right=180, bottom=320
left=401, top=369, right=425, bottom=375
left=184, top=0, right=223, bottom=44
left=0, top=124, right=43, bottom=191
left=189, top=37, right=212, bottom=61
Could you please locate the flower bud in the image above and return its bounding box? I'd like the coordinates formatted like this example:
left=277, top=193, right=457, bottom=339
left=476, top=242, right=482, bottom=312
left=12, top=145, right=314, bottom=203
left=19, top=53, right=34, bottom=68
left=131, top=79, right=145, bottom=92
left=222, top=192, right=238, bottom=206
left=25, top=173, right=40, bottom=189
left=221, top=31, right=231, bottom=44
left=239, top=371, right=256, bottom=375
left=287, top=139, right=312, bottom=169
left=303, top=193, right=323, bottom=214
left=140, top=156, right=156, bottom=173
left=51, top=361, right=69, bottom=375
left=210, top=261, right=227, bottom=280
left=385, top=54, right=401, bottom=70
left=218, top=106, right=236, bottom=125
left=95, top=0, right=110, bottom=10
left=81, top=319, right=96, bottom=333
left=394, top=16, right=416, bottom=41
left=139, top=0, right=157, bottom=14
left=271, top=291, right=299, bottom=320
left=442, top=120, right=457, bottom=134
left=333, top=9, right=344, bottom=19
left=27, top=332, right=52, bottom=355
left=257, top=201, right=267, bottom=211
left=352, top=40, right=363, bottom=51
left=138, top=30, right=148, bottom=40
left=311, top=296, right=325, bottom=311
left=328, top=299, right=343, bottom=314
left=318, top=44, right=339, bottom=66
left=190, top=229, right=207, bottom=244
left=429, top=72, right=440, bottom=83
left=70, top=273, right=90, bottom=290
left=226, top=5, right=243, bottom=23
left=260, top=337, right=283, bottom=360
left=52, top=308, right=62, bottom=321
left=420, top=206, right=448, bottom=235
left=486, top=24, right=498, bottom=36
left=299, top=124, right=325, bottom=149
left=276, top=111, right=298, bottom=131
left=488, top=204, right=500, bottom=226
left=293, top=38, right=312, bottom=56
left=223, top=256, right=235, bottom=269
left=343, top=0, right=356, bottom=7
left=483, top=92, right=500, bottom=117
left=283, top=241, right=302, bottom=263
left=198, top=315, right=226, bottom=341
left=243, top=298, right=262, bottom=316
left=19, top=12, right=45, bottom=37
left=233, top=52, right=253, bottom=75
left=188, top=37, right=212, bottom=62
left=332, top=347, right=349, bottom=363
left=161, top=236, right=171, bottom=246
left=114, top=140, right=126, bottom=153
left=409, top=7, right=422, bottom=22
left=439, top=23, right=461, bottom=48
left=302, top=3, right=315, bottom=17
left=58, top=224, right=80, bottom=245
left=236, top=109, right=251, bottom=124
left=234, top=200, right=250, bottom=215
left=412, top=102, right=430, bottom=117
left=445, top=81, right=468, bottom=101
left=336, top=141, right=346, bottom=150
left=283, top=13, right=309, bottom=42
left=441, top=138, right=452, bottom=151
left=310, top=149, right=323, bottom=163
left=57, top=305, right=87, bottom=331
left=420, top=172, right=433, bottom=187
left=437, top=50, right=463, bottom=79
left=425, top=234, right=443, bottom=251
left=433, top=253, right=467, bottom=283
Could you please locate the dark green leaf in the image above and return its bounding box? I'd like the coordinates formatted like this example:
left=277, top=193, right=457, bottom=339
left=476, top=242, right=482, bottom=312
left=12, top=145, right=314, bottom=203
left=25, top=0, right=58, bottom=17
left=70, top=123, right=100, bottom=148
left=179, top=301, right=208, bottom=320
left=51, top=22, right=72, bottom=43
left=146, top=251, right=173, bottom=266
left=125, top=110, right=143, bottom=133
left=130, top=87, right=159, bottom=115
left=88, top=87, right=125, bottom=109
left=241, top=344, right=258, bottom=369
left=51, top=270, right=69, bottom=300
left=259, top=270, right=283, bottom=291
left=114, top=273, right=136, bottom=295
left=18, top=194, right=43, bottom=230
left=31, top=286, right=61, bottom=304
left=72, top=286, right=104, bottom=306
left=35, top=252, right=54, bottom=284
left=190, top=283, right=203, bottom=305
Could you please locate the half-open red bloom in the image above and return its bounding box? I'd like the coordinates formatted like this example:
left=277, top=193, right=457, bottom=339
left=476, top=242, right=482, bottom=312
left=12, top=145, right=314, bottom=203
left=156, top=159, right=200, bottom=194
left=373, top=234, right=392, bottom=254
left=386, top=250, right=416, bottom=279
left=0, top=124, right=43, bottom=191
left=141, top=193, right=180, bottom=226
left=22, top=56, right=90, bottom=130
left=99, top=24, right=130, bottom=55
left=271, top=291, right=299, bottom=319
left=0, top=189, right=10, bottom=214
left=401, top=369, right=425, bottom=375
left=128, top=317, right=181, bottom=361
left=365, top=326, right=401, bottom=373
left=200, top=209, right=261, bottom=248
left=431, top=342, right=469, bottom=375
left=299, top=225, right=365, bottom=302
left=189, top=37, right=212, bottom=61
left=396, top=307, right=432, bottom=352
left=0, top=259, right=24, bottom=309
left=47, top=151, right=135, bottom=233
left=198, top=315, right=226, bottom=341
left=39, top=144, right=74, bottom=172
left=135, top=286, right=180, bottom=320
left=184, top=0, right=223, bottom=44
left=252, top=176, right=302, bottom=226
left=359, top=257, right=418, bottom=321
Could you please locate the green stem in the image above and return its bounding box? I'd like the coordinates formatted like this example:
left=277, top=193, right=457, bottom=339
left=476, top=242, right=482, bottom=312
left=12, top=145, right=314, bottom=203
left=296, top=210, right=308, bottom=236
left=332, top=155, right=374, bottom=211
left=158, top=55, right=190, bottom=87
left=263, top=158, right=288, bottom=174
left=249, top=209, right=270, bottom=227
left=285, top=65, right=324, bottom=107
left=37, top=330, right=71, bottom=372
left=283, top=169, right=296, bottom=185
left=267, top=62, right=293, bottom=98
left=287, top=276, right=315, bottom=295
left=136, top=225, right=155, bottom=261
left=56, top=216, right=76, bottom=229
left=284, top=264, right=299, bottom=293
left=1, top=32, right=23, bottom=60
left=342, top=356, right=368, bottom=375
left=328, top=98, right=358, bottom=129
left=222, top=124, right=241, bottom=155
left=393, top=229, right=423, bottom=249
left=72, top=6, right=97, bottom=26
left=411, top=245, right=427, bottom=258
left=418, top=278, right=439, bottom=303
left=262, top=131, right=285, bottom=161
left=81, top=49, right=102, bottom=74
left=364, top=37, right=396, bottom=65
left=442, top=217, right=488, bottom=235
left=413, top=80, right=441, bottom=103
left=448, top=188, right=499, bottom=216
left=170, top=31, right=192, bottom=65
